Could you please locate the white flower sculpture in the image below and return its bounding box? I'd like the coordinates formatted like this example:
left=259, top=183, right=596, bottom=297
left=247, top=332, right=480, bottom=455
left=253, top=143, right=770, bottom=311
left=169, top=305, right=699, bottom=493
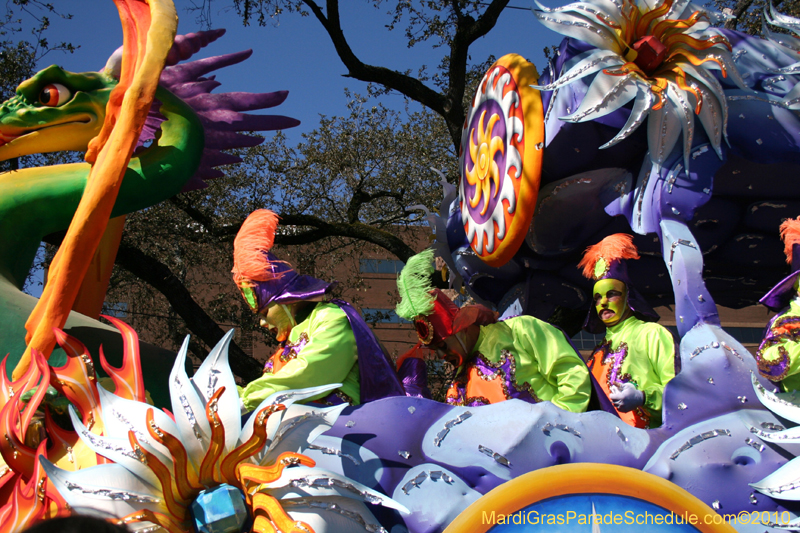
left=41, top=330, right=405, bottom=533
left=763, top=3, right=800, bottom=109
left=533, top=0, right=750, bottom=170
left=748, top=373, right=800, bottom=528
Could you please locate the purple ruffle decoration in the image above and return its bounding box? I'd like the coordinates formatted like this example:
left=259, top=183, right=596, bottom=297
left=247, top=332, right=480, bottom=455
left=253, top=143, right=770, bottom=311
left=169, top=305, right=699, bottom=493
left=331, top=299, right=406, bottom=403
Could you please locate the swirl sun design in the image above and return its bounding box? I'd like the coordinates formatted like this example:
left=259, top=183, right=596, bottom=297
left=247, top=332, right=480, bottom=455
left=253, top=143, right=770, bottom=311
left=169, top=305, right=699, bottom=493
left=458, top=54, right=543, bottom=267
left=465, top=111, right=505, bottom=216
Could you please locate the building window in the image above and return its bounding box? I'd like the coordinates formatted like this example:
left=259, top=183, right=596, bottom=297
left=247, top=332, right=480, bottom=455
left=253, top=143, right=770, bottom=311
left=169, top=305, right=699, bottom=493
left=362, top=308, right=409, bottom=324
left=359, top=259, right=405, bottom=274
left=103, top=302, right=128, bottom=319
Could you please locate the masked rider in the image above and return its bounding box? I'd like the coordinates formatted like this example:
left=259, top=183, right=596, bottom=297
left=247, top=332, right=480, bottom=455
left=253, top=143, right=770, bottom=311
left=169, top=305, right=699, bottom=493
left=756, top=217, right=800, bottom=391
left=579, top=234, right=677, bottom=428
left=233, top=209, right=405, bottom=411
left=394, top=249, right=591, bottom=412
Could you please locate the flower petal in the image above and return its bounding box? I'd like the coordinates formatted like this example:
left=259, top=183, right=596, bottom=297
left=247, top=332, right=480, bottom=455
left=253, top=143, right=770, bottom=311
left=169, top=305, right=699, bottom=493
left=169, top=336, right=211, bottom=470
left=532, top=8, right=623, bottom=55
left=752, top=372, right=800, bottom=424
left=600, top=85, right=654, bottom=149
left=533, top=0, right=623, bottom=28
left=691, top=81, right=723, bottom=156
left=263, top=404, right=347, bottom=465
left=751, top=455, right=800, bottom=500
left=560, top=72, right=640, bottom=123
left=279, top=496, right=387, bottom=533
left=40, top=458, right=166, bottom=517
left=191, top=329, right=241, bottom=454
left=239, top=384, right=342, bottom=446
left=260, top=466, right=409, bottom=513
left=97, top=386, right=178, bottom=469
left=666, top=82, right=695, bottom=173
left=647, top=98, right=682, bottom=166
left=69, top=406, right=161, bottom=490
left=534, top=49, right=624, bottom=91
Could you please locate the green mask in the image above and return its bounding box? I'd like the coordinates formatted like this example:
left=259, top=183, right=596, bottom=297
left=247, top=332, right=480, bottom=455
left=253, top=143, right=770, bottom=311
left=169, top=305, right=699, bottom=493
left=593, top=278, right=629, bottom=327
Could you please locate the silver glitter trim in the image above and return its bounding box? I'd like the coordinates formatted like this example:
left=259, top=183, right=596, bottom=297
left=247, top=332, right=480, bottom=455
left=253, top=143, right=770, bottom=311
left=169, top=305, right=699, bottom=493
left=79, top=428, right=139, bottom=461
left=721, top=341, right=743, bottom=361
left=289, top=476, right=386, bottom=505
left=670, top=429, right=731, bottom=460
left=205, top=368, right=221, bottom=401
left=173, top=375, right=203, bottom=440
left=398, top=450, right=411, bottom=459
left=744, top=437, right=764, bottom=452
left=542, top=422, right=581, bottom=437
left=564, top=74, right=637, bottom=122
left=535, top=54, right=621, bottom=92
left=63, top=481, right=161, bottom=503
left=433, top=411, right=472, bottom=447
left=401, top=470, right=454, bottom=495
left=750, top=426, right=799, bottom=441
left=273, top=411, right=328, bottom=443
left=282, top=499, right=388, bottom=533
left=727, top=94, right=795, bottom=109
left=306, top=444, right=361, bottom=466
left=478, top=445, right=511, bottom=467
left=111, top=408, right=149, bottom=443
left=666, top=163, right=683, bottom=194
left=668, top=239, right=697, bottom=269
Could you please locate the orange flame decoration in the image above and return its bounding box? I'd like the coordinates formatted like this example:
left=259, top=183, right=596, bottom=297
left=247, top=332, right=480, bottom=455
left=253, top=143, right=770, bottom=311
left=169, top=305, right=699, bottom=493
left=0, top=351, right=60, bottom=530
left=98, top=315, right=147, bottom=403
left=0, top=318, right=147, bottom=530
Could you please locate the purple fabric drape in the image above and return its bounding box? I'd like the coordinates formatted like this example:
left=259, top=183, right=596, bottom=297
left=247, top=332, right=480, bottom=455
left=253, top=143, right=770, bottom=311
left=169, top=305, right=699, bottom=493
left=331, top=299, right=406, bottom=402
left=397, top=357, right=431, bottom=399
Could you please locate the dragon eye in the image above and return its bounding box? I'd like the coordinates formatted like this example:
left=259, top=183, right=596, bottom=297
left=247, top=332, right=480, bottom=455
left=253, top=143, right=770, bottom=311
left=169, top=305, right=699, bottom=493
left=39, top=83, right=71, bottom=106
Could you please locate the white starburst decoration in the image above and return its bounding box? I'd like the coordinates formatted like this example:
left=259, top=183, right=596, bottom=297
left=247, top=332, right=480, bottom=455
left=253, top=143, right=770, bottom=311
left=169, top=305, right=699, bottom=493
left=533, top=0, right=751, bottom=171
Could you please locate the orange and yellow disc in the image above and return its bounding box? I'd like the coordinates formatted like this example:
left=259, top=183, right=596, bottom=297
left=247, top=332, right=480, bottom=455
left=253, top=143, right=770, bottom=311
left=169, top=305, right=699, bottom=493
left=445, top=463, right=736, bottom=533
left=459, top=53, right=543, bottom=268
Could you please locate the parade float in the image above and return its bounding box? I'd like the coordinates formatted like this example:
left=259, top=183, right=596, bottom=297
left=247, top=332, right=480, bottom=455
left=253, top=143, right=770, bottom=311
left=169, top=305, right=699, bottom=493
left=5, top=0, right=800, bottom=531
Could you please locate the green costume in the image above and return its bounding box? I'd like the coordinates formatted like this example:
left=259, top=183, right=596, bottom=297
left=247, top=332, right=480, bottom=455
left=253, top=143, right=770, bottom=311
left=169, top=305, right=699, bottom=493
left=446, top=315, right=591, bottom=413
left=241, top=303, right=360, bottom=411
left=755, top=298, right=800, bottom=392
left=588, top=315, right=676, bottom=427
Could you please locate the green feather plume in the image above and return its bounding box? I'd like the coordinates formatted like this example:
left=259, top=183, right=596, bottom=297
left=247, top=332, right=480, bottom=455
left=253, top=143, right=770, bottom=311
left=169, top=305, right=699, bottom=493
left=396, top=248, right=436, bottom=320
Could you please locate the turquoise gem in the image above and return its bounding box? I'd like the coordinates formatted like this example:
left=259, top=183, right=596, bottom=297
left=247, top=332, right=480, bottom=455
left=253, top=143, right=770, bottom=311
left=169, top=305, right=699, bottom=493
left=191, top=484, right=249, bottom=533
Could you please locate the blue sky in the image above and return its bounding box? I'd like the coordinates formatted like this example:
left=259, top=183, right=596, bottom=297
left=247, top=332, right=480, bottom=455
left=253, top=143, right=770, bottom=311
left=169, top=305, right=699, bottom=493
left=32, top=1, right=563, bottom=145
left=17, top=0, right=565, bottom=297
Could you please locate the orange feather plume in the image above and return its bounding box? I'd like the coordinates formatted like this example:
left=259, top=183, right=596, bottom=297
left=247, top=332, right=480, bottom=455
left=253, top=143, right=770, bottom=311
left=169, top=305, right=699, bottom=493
left=232, top=209, right=286, bottom=285
left=578, top=233, right=640, bottom=279
left=780, top=217, right=800, bottom=265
